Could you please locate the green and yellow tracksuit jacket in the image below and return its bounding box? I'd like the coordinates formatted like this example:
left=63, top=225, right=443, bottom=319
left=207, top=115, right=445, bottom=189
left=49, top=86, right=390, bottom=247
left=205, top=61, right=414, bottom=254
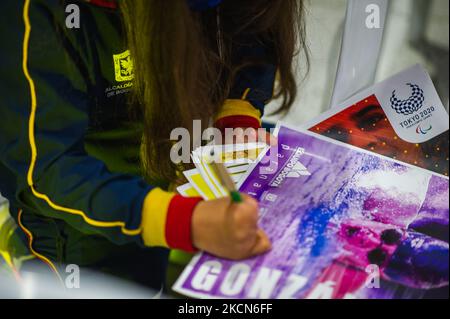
left=0, top=0, right=276, bottom=288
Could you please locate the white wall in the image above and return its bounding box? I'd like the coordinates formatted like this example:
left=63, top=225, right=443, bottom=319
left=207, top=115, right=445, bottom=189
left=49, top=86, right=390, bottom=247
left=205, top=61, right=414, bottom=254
left=264, top=0, right=449, bottom=127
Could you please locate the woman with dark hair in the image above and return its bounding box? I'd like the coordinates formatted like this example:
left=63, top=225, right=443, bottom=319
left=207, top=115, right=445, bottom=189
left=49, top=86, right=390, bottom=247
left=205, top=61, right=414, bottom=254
left=0, top=0, right=307, bottom=290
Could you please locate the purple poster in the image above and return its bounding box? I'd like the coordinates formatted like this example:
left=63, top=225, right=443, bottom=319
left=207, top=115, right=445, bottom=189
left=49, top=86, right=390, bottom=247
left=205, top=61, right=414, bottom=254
left=173, top=126, right=449, bottom=299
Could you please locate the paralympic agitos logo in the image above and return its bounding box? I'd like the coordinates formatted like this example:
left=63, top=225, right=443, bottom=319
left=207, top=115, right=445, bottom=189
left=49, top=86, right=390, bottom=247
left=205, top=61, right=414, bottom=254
left=416, top=124, right=433, bottom=135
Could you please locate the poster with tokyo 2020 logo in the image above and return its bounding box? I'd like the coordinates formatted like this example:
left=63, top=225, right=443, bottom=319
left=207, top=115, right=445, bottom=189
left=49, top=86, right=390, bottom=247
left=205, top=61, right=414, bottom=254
left=306, top=65, right=449, bottom=177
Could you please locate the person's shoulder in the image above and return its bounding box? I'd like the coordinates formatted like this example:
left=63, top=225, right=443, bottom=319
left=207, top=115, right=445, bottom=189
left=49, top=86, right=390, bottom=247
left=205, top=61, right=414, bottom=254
left=0, top=0, right=65, bottom=36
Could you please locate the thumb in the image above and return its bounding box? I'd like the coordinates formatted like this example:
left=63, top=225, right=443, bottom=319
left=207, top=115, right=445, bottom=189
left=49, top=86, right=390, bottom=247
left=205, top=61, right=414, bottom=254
left=248, top=229, right=272, bottom=257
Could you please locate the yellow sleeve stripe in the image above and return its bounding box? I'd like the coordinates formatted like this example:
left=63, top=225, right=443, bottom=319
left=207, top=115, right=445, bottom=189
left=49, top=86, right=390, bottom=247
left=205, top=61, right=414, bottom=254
left=215, top=99, right=262, bottom=124
left=17, top=210, right=63, bottom=284
left=22, top=0, right=141, bottom=236
left=141, top=188, right=175, bottom=248
left=241, top=88, right=251, bottom=100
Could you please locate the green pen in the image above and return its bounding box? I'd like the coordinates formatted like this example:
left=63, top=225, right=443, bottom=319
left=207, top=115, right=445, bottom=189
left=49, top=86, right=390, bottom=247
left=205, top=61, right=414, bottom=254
left=210, top=150, right=243, bottom=203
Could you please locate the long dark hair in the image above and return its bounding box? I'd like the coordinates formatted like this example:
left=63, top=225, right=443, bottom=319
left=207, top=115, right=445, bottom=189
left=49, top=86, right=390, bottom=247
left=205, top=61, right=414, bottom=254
left=121, top=0, right=308, bottom=183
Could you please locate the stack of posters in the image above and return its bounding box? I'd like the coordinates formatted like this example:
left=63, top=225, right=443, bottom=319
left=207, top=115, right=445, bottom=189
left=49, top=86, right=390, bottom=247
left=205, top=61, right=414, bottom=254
left=174, top=65, right=449, bottom=299
left=177, top=143, right=268, bottom=199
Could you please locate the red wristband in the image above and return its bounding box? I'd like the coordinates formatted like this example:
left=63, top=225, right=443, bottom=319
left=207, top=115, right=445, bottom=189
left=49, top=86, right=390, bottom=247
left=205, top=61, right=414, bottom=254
left=215, top=115, right=261, bottom=133
left=88, top=0, right=118, bottom=9
left=165, top=195, right=203, bottom=252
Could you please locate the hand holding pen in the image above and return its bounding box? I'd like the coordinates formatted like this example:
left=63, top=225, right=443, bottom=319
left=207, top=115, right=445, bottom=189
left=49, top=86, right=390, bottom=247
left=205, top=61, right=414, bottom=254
left=190, top=151, right=271, bottom=260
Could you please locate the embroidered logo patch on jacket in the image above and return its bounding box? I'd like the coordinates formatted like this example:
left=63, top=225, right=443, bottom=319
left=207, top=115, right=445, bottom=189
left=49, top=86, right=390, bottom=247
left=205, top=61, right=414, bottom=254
left=113, top=50, right=134, bottom=82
